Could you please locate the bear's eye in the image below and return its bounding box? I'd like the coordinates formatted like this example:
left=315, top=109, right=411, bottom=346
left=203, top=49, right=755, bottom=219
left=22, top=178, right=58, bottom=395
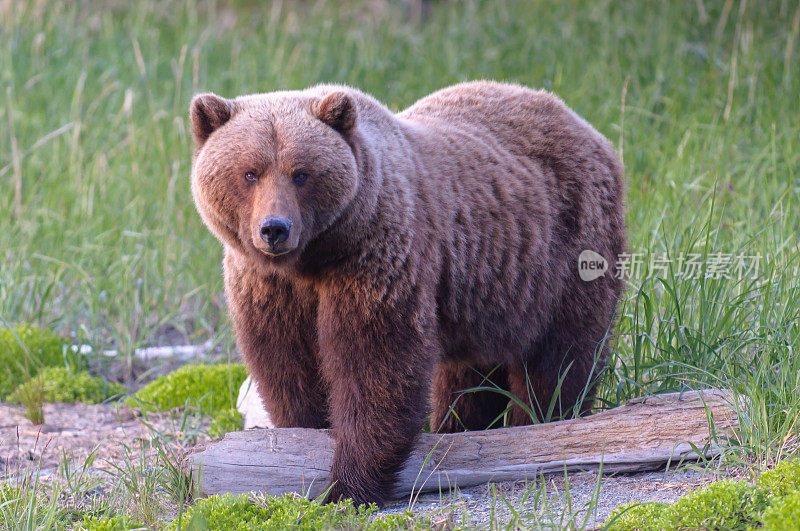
left=244, top=171, right=258, bottom=183
left=292, top=172, right=308, bottom=185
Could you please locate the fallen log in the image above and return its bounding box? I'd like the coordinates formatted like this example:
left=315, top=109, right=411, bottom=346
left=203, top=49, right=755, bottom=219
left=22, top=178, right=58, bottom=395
left=186, top=389, right=737, bottom=500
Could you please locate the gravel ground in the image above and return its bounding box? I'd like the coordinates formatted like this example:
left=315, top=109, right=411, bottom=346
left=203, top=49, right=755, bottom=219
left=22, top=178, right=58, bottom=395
left=2, top=402, right=721, bottom=528
left=380, top=468, right=719, bottom=528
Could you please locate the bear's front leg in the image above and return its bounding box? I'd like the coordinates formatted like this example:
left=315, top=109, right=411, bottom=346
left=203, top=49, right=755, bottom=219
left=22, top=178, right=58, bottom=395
left=225, top=254, right=329, bottom=428
left=317, top=286, right=437, bottom=506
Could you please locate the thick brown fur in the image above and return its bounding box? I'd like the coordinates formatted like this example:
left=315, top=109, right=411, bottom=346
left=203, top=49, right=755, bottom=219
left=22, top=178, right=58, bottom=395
left=189, top=81, right=626, bottom=506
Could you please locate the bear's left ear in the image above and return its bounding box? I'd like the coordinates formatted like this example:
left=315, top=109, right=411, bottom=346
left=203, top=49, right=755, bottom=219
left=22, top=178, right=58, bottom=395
left=190, top=93, right=234, bottom=146
left=314, top=91, right=357, bottom=134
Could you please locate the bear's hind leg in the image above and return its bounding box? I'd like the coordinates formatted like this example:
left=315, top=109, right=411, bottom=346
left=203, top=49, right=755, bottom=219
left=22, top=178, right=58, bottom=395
left=507, top=321, right=611, bottom=425
left=431, top=361, right=510, bottom=432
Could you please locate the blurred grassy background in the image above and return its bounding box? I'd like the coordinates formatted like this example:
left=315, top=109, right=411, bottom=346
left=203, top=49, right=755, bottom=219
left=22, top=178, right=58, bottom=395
left=1, top=0, right=798, bottom=455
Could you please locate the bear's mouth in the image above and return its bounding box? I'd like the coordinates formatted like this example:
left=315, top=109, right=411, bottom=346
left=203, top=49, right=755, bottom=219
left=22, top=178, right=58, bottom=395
left=256, top=246, right=296, bottom=258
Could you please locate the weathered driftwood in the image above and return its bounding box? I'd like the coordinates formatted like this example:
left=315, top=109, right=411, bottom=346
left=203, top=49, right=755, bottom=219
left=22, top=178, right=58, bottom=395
left=187, top=389, right=737, bottom=499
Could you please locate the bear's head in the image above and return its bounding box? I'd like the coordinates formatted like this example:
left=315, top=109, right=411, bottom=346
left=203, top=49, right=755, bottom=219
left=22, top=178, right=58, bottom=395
left=189, top=88, right=360, bottom=266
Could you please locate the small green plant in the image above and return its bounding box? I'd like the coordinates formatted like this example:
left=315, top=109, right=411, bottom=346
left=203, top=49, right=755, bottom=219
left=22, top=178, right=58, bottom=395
left=8, top=366, right=126, bottom=405
left=129, top=363, right=247, bottom=413
left=80, top=513, right=148, bottom=530
left=0, top=324, right=77, bottom=398
left=605, top=501, right=670, bottom=531
left=14, top=376, right=45, bottom=424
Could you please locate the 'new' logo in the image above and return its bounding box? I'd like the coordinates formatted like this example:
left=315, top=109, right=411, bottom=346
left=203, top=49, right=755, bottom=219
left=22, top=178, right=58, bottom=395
left=578, top=250, right=608, bottom=281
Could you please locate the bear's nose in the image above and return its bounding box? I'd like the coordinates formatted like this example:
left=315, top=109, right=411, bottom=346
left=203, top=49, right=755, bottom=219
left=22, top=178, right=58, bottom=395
left=259, top=217, right=292, bottom=247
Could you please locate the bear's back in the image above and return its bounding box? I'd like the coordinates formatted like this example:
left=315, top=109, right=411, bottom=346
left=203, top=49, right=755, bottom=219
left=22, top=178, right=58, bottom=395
left=399, top=81, right=614, bottom=169
left=397, top=81, right=625, bottom=364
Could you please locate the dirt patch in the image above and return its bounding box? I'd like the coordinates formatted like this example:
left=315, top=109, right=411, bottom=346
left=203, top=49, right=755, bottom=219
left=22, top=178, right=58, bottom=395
left=0, top=402, right=209, bottom=482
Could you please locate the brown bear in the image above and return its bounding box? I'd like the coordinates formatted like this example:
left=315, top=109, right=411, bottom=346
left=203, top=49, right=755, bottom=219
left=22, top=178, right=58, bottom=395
left=189, top=81, right=626, bottom=506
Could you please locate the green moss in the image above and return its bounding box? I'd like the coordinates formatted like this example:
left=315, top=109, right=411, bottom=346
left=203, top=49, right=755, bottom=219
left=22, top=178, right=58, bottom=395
left=604, top=461, right=800, bottom=530
left=128, top=363, right=247, bottom=413
left=80, top=514, right=147, bottom=530
left=128, top=364, right=247, bottom=436
left=606, top=501, right=670, bottom=531
left=666, top=480, right=766, bottom=530
left=168, top=493, right=425, bottom=530
left=762, top=490, right=800, bottom=531
left=757, top=460, right=800, bottom=501
left=168, top=494, right=271, bottom=530
left=0, top=324, right=76, bottom=399
left=8, top=367, right=126, bottom=404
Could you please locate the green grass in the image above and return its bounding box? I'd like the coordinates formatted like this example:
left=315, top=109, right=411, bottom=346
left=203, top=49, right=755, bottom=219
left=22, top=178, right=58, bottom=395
left=2, top=0, right=796, bottom=383
left=2, top=0, right=799, bottom=528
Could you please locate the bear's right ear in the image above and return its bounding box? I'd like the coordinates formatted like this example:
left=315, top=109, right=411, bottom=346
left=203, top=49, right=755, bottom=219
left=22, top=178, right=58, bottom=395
left=190, top=93, right=234, bottom=146
left=314, top=91, right=357, bottom=134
